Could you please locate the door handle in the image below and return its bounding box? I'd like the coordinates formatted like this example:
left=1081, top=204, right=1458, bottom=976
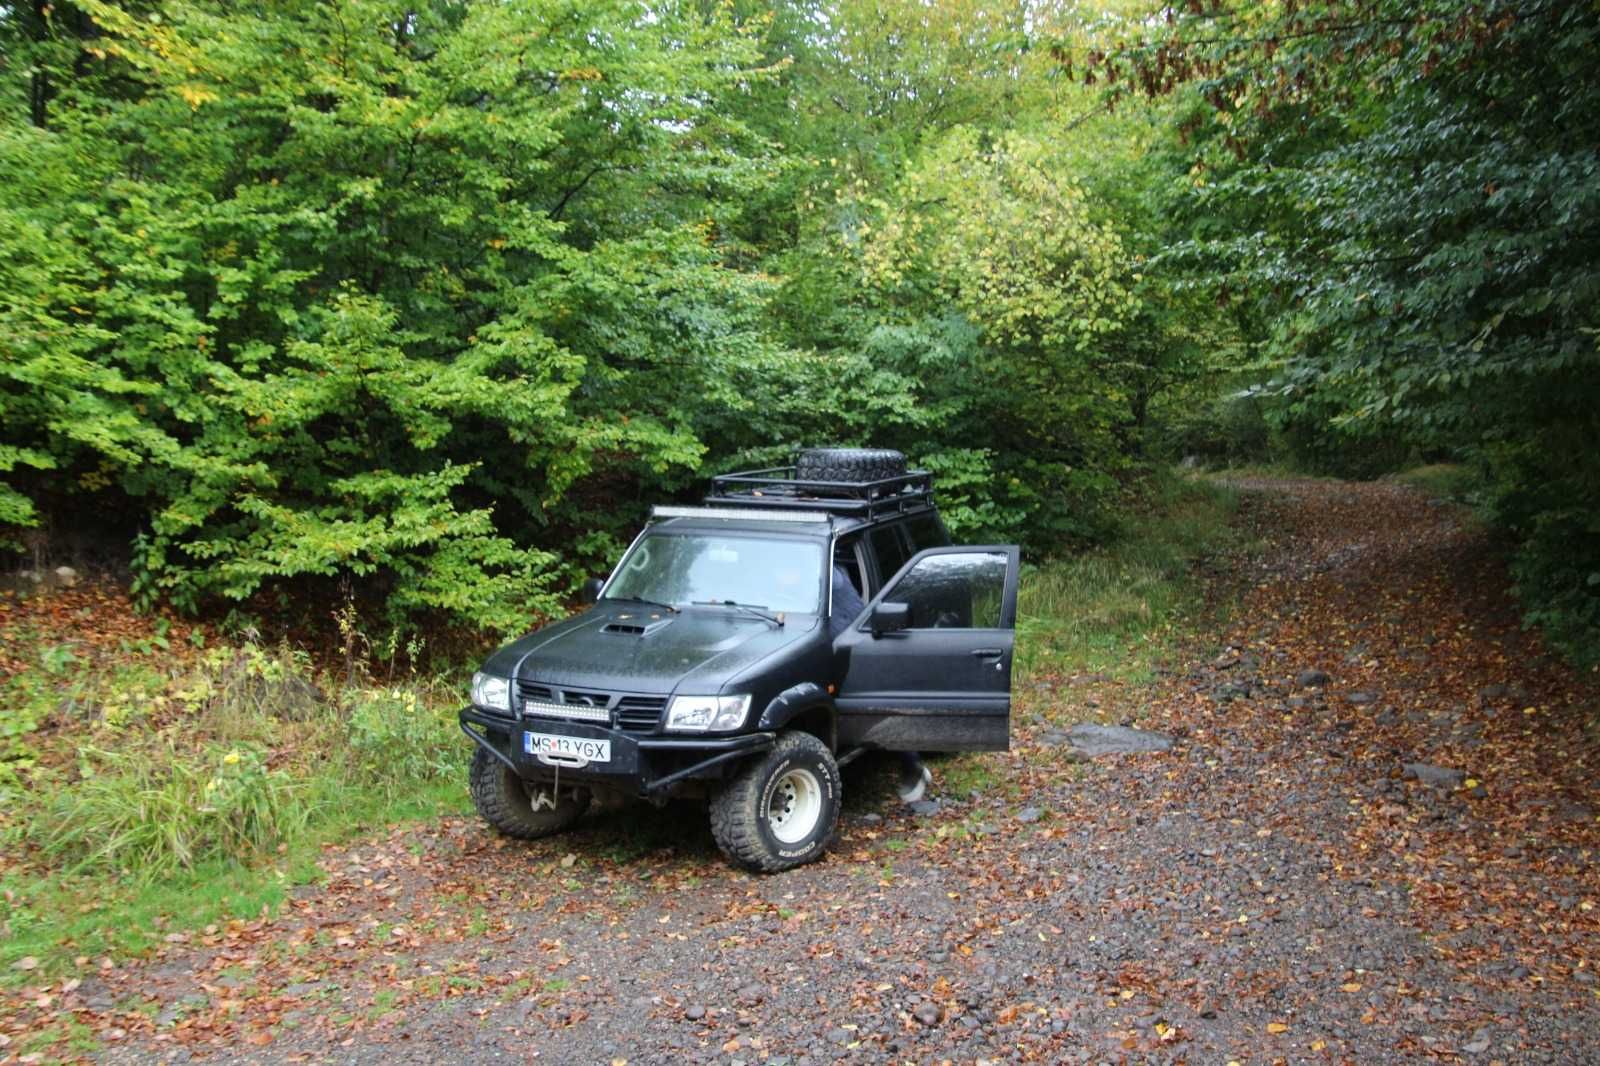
left=971, top=647, right=1005, bottom=659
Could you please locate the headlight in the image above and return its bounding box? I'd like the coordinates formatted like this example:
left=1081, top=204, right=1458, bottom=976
left=471, top=672, right=512, bottom=713
left=666, top=694, right=751, bottom=733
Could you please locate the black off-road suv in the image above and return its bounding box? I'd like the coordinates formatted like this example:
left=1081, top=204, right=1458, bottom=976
left=459, top=449, right=1019, bottom=871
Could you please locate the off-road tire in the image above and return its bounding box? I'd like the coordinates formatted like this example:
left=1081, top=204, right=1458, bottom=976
left=794, top=447, right=906, bottom=485
left=469, top=746, right=590, bottom=840
left=710, top=731, right=841, bottom=872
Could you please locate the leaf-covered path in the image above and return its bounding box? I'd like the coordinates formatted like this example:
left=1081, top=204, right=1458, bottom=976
left=10, top=476, right=1600, bottom=1064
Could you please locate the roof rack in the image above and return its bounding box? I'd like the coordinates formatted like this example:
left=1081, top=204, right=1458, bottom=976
left=707, top=465, right=935, bottom=521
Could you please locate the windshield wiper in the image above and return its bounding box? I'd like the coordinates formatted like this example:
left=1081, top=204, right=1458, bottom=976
left=607, top=595, right=679, bottom=614
left=697, top=600, right=784, bottom=627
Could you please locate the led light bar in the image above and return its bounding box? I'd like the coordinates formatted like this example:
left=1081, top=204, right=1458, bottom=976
left=650, top=505, right=832, bottom=524
left=521, top=699, right=610, bottom=723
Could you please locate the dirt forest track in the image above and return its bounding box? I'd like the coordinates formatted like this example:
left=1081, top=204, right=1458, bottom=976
left=11, top=476, right=1600, bottom=1064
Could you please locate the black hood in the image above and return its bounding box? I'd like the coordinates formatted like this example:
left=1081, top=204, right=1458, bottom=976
left=480, top=603, right=819, bottom=695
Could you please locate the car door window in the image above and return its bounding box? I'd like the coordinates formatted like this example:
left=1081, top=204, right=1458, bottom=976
left=879, top=550, right=1008, bottom=629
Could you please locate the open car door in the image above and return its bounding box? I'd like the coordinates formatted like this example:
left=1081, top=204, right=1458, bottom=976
left=834, top=545, right=1020, bottom=752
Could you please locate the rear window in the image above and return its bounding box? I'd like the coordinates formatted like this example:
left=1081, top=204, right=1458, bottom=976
left=870, top=526, right=910, bottom=583
left=905, top=514, right=950, bottom=551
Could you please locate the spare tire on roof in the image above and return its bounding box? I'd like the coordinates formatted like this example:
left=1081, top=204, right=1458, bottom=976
left=795, top=447, right=907, bottom=485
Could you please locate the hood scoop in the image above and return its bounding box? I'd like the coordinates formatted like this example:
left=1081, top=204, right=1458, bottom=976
left=602, top=613, right=674, bottom=637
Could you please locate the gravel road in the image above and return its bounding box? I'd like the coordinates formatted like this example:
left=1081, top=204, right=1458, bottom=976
left=27, top=476, right=1600, bottom=1064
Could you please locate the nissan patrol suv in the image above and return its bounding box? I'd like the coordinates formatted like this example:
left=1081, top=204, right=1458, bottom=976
left=458, top=449, right=1019, bottom=871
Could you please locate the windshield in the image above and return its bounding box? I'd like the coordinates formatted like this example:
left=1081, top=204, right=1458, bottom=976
left=605, top=533, right=824, bottom=614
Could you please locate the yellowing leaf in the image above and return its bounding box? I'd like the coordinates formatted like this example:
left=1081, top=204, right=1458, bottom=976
left=1341, top=982, right=1362, bottom=992
left=177, top=84, right=218, bottom=109
left=1267, top=1022, right=1289, bottom=1034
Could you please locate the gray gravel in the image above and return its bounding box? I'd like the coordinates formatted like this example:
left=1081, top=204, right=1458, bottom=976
left=88, top=477, right=1600, bottom=1065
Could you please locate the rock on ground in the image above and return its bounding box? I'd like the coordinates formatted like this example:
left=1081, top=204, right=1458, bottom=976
left=1402, top=762, right=1466, bottom=788
left=1064, top=723, right=1174, bottom=756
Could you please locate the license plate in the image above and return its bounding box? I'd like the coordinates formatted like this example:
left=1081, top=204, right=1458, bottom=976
left=524, top=731, right=610, bottom=763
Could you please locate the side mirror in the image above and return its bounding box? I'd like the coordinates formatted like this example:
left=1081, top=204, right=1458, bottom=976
left=870, top=601, right=910, bottom=637
left=580, top=577, right=605, bottom=605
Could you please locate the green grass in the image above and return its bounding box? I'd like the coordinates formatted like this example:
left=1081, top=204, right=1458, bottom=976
left=0, top=778, right=467, bottom=983
left=1013, top=472, right=1240, bottom=684
left=0, top=631, right=476, bottom=984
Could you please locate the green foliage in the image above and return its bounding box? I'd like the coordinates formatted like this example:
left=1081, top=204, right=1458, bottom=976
left=1149, top=390, right=1272, bottom=468
left=859, top=128, right=1135, bottom=353
left=1096, top=0, right=1600, bottom=662
left=0, top=0, right=780, bottom=632
left=1483, top=438, right=1600, bottom=671
left=0, top=0, right=1256, bottom=617
left=7, top=0, right=1590, bottom=661
left=191, top=642, right=322, bottom=738
left=345, top=687, right=464, bottom=795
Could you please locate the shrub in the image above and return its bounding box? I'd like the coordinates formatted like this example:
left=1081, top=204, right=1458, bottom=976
left=343, top=688, right=463, bottom=797
left=1153, top=392, right=1273, bottom=468
left=199, top=643, right=323, bottom=735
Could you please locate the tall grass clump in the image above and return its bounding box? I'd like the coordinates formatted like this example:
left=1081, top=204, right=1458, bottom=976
left=33, top=744, right=314, bottom=878
left=1013, top=472, right=1238, bottom=682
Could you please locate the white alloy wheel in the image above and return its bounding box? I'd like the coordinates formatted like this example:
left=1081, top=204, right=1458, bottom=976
left=767, top=767, right=823, bottom=844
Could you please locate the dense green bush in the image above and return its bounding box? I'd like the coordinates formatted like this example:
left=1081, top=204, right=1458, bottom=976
left=1151, top=392, right=1272, bottom=468
left=7, top=0, right=1594, bottom=664
left=345, top=687, right=463, bottom=795
left=1486, top=442, right=1600, bottom=671
left=0, top=0, right=1211, bottom=626
left=1264, top=390, right=1415, bottom=480
left=0, top=0, right=783, bottom=632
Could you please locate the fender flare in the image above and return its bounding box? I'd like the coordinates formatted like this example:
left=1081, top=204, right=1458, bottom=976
left=757, top=682, right=836, bottom=740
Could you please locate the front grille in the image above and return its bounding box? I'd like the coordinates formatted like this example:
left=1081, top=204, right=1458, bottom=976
left=615, top=695, right=666, bottom=732
left=514, top=680, right=665, bottom=733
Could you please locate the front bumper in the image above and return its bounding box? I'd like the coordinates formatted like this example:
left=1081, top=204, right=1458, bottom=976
left=459, top=706, right=774, bottom=797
